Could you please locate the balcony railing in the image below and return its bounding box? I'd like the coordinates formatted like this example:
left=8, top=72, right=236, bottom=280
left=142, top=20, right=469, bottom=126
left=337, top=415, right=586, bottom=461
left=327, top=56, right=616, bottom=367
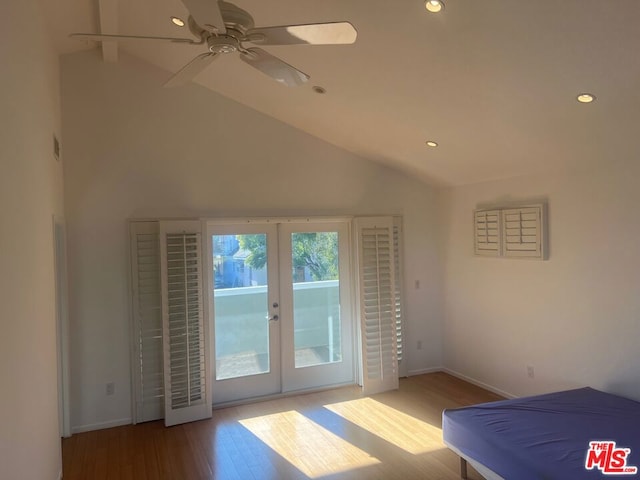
left=214, top=280, right=341, bottom=379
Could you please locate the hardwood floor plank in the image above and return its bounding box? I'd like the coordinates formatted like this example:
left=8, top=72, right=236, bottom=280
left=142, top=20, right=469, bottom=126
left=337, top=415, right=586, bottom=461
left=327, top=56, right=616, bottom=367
left=62, top=373, right=499, bottom=479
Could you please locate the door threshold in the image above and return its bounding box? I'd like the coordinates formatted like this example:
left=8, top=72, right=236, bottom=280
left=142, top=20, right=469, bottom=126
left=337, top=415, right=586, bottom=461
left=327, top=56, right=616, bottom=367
left=212, top=381, right=360, bottom=409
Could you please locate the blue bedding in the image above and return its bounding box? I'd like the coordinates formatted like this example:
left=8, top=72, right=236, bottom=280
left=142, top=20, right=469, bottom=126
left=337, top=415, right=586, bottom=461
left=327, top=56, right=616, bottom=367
left=442, top=387, right=640, bottom=479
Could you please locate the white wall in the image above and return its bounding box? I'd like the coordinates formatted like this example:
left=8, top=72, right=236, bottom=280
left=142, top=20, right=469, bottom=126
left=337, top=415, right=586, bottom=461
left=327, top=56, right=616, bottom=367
left=61, top=51, right=445, bottom=431
left=0, top=1, right=64, bottom=478
left=443, top=159, right=640, bottom=400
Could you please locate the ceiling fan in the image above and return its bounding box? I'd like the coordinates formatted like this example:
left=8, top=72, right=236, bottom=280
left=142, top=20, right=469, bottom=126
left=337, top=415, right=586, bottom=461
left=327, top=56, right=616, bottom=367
left=71, top=0, right=357, bottom=87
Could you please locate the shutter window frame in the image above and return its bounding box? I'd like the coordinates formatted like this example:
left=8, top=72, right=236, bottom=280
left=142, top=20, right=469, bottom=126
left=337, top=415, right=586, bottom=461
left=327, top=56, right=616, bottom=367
left=474, top=204, right=546, bottom=260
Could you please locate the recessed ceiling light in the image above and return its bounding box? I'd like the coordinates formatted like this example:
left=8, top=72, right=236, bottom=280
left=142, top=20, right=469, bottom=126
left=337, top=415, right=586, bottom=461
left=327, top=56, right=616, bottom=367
left=171, top=16, right=185, bottom=27
left=312, top=86, right=327, bottom=94
left=576, top=93, right=595, bottom=103
left=426, top=140, right=438, bottom=147
left=425, top=0, right=445, bottom=13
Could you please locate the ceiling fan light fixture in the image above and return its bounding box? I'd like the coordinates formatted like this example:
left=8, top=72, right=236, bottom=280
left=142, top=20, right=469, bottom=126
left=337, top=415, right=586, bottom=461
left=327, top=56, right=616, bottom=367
left=171, top=16, right=186, bottom=27
left=426, top=140, right=438, bottom=147
left=425, top=0, right=445, bottom=13
left=576, top=93, right=596, bottom=103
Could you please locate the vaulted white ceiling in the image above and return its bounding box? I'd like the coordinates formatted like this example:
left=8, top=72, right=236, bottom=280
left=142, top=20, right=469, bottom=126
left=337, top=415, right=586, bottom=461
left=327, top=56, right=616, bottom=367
left=44, top=0, right=640, bottom=185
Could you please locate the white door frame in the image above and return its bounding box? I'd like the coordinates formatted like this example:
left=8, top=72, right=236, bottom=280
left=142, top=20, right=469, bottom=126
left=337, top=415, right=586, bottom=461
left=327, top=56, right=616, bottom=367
left=206, top=217, right=356, bottom=404
left=53, top=216, right=71, bottom=438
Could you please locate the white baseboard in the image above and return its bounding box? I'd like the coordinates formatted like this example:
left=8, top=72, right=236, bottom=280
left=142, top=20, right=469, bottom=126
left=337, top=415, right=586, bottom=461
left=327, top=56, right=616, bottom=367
left=71, top=417, right=132, bottom=434
left=443, top=368, right=516, bottom=399
left=407, top=366, right=444, bottom=376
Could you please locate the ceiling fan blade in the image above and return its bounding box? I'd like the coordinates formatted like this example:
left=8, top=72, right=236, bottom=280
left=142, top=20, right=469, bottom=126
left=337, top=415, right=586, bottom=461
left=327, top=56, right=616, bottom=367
left=180, top=0, right=226, bottom=34
left=246, top=22, right=357, bottom=46
left=164, top=53, right=219, bottom=88
left=239, top=48, right=309, bottom=87
left=70, top=33, right=198, bottom=44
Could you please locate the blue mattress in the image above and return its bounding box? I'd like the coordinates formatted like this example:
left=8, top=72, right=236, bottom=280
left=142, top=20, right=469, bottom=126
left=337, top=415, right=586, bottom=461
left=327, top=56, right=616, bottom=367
left=442, top=387, right=640, bottom=479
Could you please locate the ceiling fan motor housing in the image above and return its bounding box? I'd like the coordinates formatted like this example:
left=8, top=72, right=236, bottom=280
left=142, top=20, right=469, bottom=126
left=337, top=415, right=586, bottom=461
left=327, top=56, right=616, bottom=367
left=207, top=34, right=241, bottom=54
left=188, top=1, right=255, bottom=54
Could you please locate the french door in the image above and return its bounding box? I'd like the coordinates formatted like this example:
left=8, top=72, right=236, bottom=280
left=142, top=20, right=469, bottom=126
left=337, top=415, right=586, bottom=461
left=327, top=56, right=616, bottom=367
left=208, top=223, right=282, bottom=404
left=208, top=220, right=354, bottom=404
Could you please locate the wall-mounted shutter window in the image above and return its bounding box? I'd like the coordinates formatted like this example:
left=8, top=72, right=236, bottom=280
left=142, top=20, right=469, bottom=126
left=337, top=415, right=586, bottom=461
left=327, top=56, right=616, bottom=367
left=474, top=204, right=546, bottom=259
left=474, top=210, right=501, bottom=256
left=130, top=221, right=164, bottom=423
left=159, top=221, right=211, bottom=426
left=503, top=206, right=543, bottom=258
left=392, top=217, right=407, bottom=377
left=355, top=217, right=399, bottom=395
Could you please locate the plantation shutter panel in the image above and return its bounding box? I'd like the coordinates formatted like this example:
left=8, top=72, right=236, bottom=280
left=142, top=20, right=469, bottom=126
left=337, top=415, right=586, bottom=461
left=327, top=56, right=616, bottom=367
left=392, top=217, right=407, bottom=377
left=355, top=217, right=399, bottom=395
left=502, top=205, right=544, bottom=258
left=130, top=221, right=164, bottom=423
left=474, top=209, right=501, bottom=256
left=159, top=221, right=211, bottom=426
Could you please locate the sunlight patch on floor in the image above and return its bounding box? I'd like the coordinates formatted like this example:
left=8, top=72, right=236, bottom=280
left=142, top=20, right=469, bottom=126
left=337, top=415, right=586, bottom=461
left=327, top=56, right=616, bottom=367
left=325, top=397, right=444, bottom=454
left=239, top=410, right=380, bottom=478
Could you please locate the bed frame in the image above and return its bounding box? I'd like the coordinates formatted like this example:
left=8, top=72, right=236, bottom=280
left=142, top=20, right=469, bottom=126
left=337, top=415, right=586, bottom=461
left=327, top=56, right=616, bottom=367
left=442, top=387, right=640, bottom=479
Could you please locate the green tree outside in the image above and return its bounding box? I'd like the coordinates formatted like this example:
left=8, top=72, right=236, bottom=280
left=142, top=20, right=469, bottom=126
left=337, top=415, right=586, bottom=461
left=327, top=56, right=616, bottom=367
left=238, top=232, right=338, bottom=282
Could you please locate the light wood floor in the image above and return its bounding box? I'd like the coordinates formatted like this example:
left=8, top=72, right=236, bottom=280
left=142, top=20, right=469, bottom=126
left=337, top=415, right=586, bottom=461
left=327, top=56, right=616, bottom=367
left=62, top=372, right=502, bottom=480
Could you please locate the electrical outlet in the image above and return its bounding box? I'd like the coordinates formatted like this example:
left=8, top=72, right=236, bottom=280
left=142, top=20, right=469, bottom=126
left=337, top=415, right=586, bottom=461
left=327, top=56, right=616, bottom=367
left=106, top=382, right=115, bottom=396
left=527, top=366, right=535, bottom=379
left=417, top=340, right=423, bottom=350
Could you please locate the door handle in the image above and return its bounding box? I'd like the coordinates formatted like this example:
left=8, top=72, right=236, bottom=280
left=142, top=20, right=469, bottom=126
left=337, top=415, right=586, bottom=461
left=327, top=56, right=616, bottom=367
left=268, top=314, right=279, bottom=322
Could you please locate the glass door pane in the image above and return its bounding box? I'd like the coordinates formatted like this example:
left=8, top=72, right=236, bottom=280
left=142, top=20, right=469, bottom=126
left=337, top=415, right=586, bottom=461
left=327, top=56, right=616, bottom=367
left=279, top=222, right=354, bottom=392
left=213, top=233, right=270, bottom=380
left=209, top=223, right=280, bottom=405
left=291, top=232, right=342, bottom=368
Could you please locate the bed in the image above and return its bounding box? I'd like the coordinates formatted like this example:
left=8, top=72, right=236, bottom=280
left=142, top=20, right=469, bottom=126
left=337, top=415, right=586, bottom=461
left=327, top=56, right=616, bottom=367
left=442, top=387, right=640, bottom=479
